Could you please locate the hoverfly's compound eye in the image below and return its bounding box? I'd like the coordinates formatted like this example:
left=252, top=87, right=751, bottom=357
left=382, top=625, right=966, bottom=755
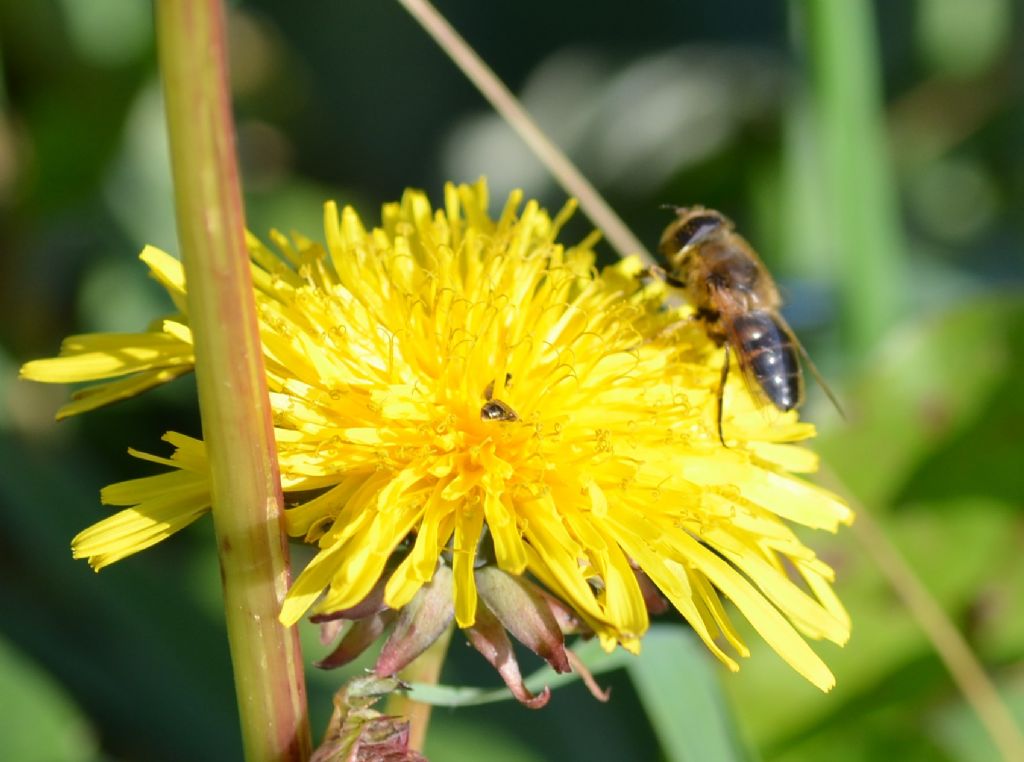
left=671, top=214, right=723, bottom=251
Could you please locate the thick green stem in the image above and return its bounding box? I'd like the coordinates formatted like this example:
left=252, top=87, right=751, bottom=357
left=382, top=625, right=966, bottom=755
left=156, top=1, right=311, bottom=759
left=385, top=624, right=453, bottom=751
left=798, top=0, right=906, bottom=358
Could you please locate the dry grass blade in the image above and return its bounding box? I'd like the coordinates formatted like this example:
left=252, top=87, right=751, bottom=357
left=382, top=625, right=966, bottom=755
left=396, top=0, right=654, bottom=266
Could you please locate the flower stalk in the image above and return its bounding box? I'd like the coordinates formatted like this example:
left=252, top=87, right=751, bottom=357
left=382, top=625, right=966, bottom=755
left=155, top=0, right=311, bottom=758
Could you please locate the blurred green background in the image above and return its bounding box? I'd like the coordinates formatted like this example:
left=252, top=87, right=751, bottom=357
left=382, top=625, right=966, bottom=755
left=1, top=1, right=1022, bottom=760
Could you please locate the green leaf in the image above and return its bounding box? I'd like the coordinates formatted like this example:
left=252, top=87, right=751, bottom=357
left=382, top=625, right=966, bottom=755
left=628, top=625, right=754, bottom=762
left=928, top=670, right=1024, bottom=762
left=817, top=298, right=1022, bottom=507
left=724, top=494, right=1020, bottom=755
left=0, top=635, right=96, bottom=762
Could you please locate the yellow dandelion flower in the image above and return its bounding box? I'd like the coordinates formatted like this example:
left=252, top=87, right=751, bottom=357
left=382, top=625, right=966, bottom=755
left=22, top=180, right=852, bottom=693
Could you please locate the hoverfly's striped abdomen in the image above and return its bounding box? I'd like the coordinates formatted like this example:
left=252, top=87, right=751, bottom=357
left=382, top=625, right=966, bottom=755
left=732, top=311, right=803, bottom=411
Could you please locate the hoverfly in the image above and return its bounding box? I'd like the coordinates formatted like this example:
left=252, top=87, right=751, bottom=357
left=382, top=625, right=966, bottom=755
left=653, top=206, right=842, bottom=444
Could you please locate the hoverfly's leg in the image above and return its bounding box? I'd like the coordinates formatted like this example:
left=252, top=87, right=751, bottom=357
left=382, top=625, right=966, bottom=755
left=649, top=316, right=694, bottom=344
left=637, top=264, right=666, bottom=283
left=664, top=273, right=687, bottom=289
left=716, top=344, right=730, bottom=448
left=637, top=264, right=686, bottom=289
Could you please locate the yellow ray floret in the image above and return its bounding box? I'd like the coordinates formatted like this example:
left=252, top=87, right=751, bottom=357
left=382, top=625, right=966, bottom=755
left=25, top=179, right=853, bottom=691
left=71, top=433, right=210, bottom=570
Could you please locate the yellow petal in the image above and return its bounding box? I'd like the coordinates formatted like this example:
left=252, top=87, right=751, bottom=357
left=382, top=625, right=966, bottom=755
left=682, top=457, right=852, bottom=530
left=55, top=368, right=191, bottom=420
left=20, top=333, right=193, bottom=383
left=385, top=487, right=456, bottom=609
left=483, top=490, right=526, bottom=575
left=73, top=481, right=210, bottom=570
left=279, top=539, right=351, bottom=626
left=672, top=529, right=837, bottom=692
left=452, top=503, right=485, bottom=627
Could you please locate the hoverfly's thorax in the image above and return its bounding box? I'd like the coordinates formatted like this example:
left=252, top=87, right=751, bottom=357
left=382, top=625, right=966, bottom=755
left=705, top=245, right=760, bottom=293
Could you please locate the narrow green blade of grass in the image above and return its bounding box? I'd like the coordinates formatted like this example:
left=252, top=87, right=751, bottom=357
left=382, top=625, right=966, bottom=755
left=795, top=0, right=906, bottom=359
left=628, top=625, right=755, bottom=762
left=0, top=634, right=96, bottom=762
